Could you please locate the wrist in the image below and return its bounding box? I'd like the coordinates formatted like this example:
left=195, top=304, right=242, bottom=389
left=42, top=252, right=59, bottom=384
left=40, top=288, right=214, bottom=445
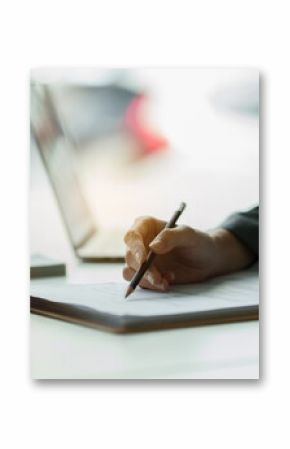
left=209, top=228, right=256, bottom=276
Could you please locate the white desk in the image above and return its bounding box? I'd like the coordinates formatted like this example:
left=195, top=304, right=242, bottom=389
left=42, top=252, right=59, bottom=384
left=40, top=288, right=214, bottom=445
left=30, top=262, right=259, bottom=379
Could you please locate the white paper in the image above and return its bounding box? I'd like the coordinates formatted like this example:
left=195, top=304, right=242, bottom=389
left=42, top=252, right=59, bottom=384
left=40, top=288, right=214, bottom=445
left=31, top=267, right=259, bottom=317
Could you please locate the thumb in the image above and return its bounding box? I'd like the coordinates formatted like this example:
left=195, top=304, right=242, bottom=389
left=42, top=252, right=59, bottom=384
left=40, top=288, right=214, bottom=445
left=149, top=225, right=194, bottom=254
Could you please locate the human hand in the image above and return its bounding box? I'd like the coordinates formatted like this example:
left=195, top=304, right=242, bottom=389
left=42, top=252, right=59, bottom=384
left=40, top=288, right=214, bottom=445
left=123, top=216, right=255, bottom=291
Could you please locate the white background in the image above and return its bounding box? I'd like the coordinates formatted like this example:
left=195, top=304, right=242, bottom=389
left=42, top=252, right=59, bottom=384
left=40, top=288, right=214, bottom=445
left=0, top=1, right=289, bottom=448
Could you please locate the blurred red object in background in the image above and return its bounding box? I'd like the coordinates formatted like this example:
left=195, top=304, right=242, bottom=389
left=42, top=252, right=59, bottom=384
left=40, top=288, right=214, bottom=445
left=124, top=93, right=167, bottom=157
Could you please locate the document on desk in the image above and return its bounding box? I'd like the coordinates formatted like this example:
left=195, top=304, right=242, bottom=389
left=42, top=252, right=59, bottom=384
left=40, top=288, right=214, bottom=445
left=30, top=267, right=259, bottom=333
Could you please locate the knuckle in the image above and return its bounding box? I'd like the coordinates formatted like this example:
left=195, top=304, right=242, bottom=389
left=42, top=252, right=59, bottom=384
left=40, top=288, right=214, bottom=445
left=123, top=230, right=131, bottom=244
left=122, top=267, right=129, bottom=280
left=123, top=266, right=134, bottom=281
left=126, top=252, right=138, bottom=269
left=134, top=215, right=155, bottom=227
left=124, top=250, right=132, bottom=263
left=124, top=229, right=139, bottom=245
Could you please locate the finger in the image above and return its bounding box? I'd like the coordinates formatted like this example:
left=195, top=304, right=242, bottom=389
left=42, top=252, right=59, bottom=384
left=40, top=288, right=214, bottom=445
left=125, top=250, right=141, bottom=271
left=163, top=270, right=175, bottom=283
left=143, top=266, right=169, bottom=291
left=122, top=265, right=166, bottom=291
left=125, top=250, right=166, bottom=288
left=123, top=265, right=154, bottom=289
left=149, top=225, right=195, bottom=254
left=122, top=265, right=135, bottom=282
left=131, top=216, right=161, bottom=247
left=123, top=260, right=168, bottom=290
left=125, top=250, right=167, bottom=289
left=124, top=230, right=147, bottom=264
left=124, top=216, right=165, bottom=263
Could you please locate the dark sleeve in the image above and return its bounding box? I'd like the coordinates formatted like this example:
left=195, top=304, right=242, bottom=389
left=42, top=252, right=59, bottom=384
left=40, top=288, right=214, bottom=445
left=221, top=206, right=259, bottom=258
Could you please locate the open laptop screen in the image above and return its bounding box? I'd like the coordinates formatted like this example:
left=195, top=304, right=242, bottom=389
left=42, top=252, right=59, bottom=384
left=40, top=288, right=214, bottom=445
left=30, top=83, right=96, bottom=249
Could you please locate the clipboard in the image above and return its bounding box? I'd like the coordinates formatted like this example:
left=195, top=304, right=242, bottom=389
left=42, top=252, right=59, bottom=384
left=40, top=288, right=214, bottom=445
left=30, top=269, right=259, bottom=334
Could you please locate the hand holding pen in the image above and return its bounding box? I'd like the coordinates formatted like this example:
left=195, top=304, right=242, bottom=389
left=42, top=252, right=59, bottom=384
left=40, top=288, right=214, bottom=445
left=124, top=203, right=186, bottom=298
left=123, top=202, right=256, bottom=297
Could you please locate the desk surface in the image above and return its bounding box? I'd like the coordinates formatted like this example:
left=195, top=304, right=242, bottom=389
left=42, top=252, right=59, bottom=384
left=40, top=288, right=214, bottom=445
left=30, top=262, right=259, bottom=379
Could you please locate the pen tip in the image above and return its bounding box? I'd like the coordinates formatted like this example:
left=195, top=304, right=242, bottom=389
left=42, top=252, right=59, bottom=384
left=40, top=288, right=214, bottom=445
left=125, top=285, right=134, bottom=299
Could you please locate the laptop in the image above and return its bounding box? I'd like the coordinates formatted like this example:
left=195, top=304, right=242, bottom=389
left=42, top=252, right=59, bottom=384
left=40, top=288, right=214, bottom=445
left=30, top=82, right=125, bottom=262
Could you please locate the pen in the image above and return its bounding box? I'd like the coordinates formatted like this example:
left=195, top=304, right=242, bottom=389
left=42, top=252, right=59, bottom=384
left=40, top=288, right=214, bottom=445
left=124, top=202, right=187, bottom=298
